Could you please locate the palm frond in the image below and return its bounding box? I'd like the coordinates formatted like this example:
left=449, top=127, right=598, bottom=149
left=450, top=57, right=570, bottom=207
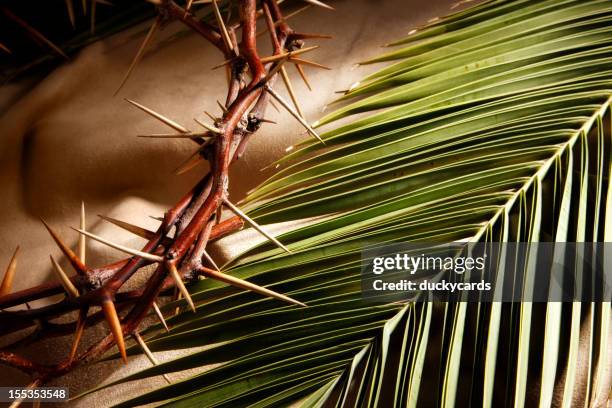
left=80, top=1, right=612, bottom=406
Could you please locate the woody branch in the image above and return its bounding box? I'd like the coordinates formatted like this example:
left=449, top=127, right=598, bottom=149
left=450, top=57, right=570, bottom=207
left=0, top=0, right=330, bottom=387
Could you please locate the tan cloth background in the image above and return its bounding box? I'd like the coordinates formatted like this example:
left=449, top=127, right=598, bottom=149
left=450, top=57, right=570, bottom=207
left=0, top=0, right=484, bottom=406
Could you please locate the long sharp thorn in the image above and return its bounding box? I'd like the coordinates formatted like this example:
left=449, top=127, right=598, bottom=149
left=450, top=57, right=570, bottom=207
left=201, top=267, right=306, bottom=306
left=202, top=250, right=220, bottom=271
left=125, top=98, right=190, bottom=133
left=0, top=41, right=10, bottom=53
left=79, top=201, right=86, bottom=264
left=216, top=100, right=228, bottom=113
left=222, top=198, right=291, bottom=253
left=260, top=118, right=277, bottom=124
left=69, top=307, right=88, bottom=361
left=260, top=45, right=319, bottom=64
left=185, top=0, right=194, bottom=13
left=290, top=32, right=333, bottom=40
left=49, top=256, right=79, bottom=297
left=204, top=111, right=218, bottom=122
left=265, top=86, right=324, bottom=144
left=175, top=151, right=204, bottom=175
left=2, top=8, right=68, bottom=59
left=280, top=66, right=304, bottom=118
left=114, top=18, right=160, bottom=95
left=290, top=57, right=331, bottom=70
left=194, top=117, right=223, bottom=134
left=8, top=381, right=40, bottom=408
left=294, top=63, right=312, bottom=91
left=301, top=0, right=334, bottom=10
left=269, top=98, right=280, bottom=113
left=256, top=5, right=311, bottom=38
left=216, top=205, right=224, bottom=224
left=174, top=288, right=182, bottom=316
left=41, top=219, right=88, bottom=275
left=264, top=58, right=288, bottom=81
left=152, top=301, right=169, bottom=332
left=101, top=299, right=127, bottom=363
left=212, top=0, right=234, bottom=54
left=72, top=228, right=164, bottom=262
left=0, top=246, right=20, bottom=297
left=98, top=214, right=156, bottom=240
left=65, top=0, right=76, bottom=28
left=167, top=263, right=196, bottom=312
left=138, top=133, right=208, bottom=139
left=133, top=332, right=172, bottom=383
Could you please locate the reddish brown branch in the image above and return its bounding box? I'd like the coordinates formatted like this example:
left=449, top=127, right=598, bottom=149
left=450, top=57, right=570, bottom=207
left=0, top=0, right=316, bottom=385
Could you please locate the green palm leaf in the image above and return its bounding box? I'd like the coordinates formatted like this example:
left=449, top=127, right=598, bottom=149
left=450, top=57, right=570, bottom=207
left=80, top=0, right=612, bottom=406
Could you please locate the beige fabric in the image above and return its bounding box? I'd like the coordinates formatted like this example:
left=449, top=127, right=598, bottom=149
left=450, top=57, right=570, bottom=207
left=0, top=0, right=482, bottom=406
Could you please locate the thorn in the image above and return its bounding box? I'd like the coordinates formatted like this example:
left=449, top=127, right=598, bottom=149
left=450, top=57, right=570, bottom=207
left=204, top=111, right=218, bottom=122
left=215, top=206, right=223, bottom=224
left=202, top=250, right=220, bottom=271
left=185, top=0, right=194, bottom=13
left=301, top=0, right=334, bottom=10
left=40, top=219, right=88, bottom=275
left=256, top=5, right=312, bottom=38
left=259, top=45, right=320, bottom=64
left=79, top=201, right=86, bottom=264
left=174, top=288, right=182, bottom=316
left=8, top=381, right=40, bottom=408
left=98, top=214, right=157, bottom=240
left=133, top=332, right=172, bottom=384
left=114, top=17, right=160, bottom=95
left=174, top=150, right=205, bottom=175
left=101, top=299, right=127, bottom=363
left=2, top=7, right=68, bottom=59
left=260, top=118, right=277, bottom=124
left=150, top=215, right=165, bottom=222
left=290, top=57, right=331, bottom=70
left=69, top=307, right=88, bottom=361
left=201, top=267, right=306, bottom=307
left=216, top=100, right=228, bottom=113
left=49, top=255, right=79, bottom=297
left=194, top=117, right=223, bottom=134
left=152, top=301, right=169, bottom=332
left=0, top=41, right=10, bottom=53
left=269, top=98, right=280, bottom=113
left=0, top=246, right=20, bottom=297
left=290, top=32, right=333, bottom=40
left=294, top=64, right=312, bottom=91
left=222, top=198, right=291, bottom=253
left=265, top=86, right=325, bottom=144
left=264, top=58, right=289, bottom=81
left=280, top=66, right=305, bottom=118
left=65, top=0, right=76, bottom=28
left=212, top=0, right=234, bottom=54
left=125, top=98, right=190, bottom=134
left=167, top=263, right=196, bottom=312
left=72, top=228, right=164, bottom=262
left=138, top=132, right=208, bottom=139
